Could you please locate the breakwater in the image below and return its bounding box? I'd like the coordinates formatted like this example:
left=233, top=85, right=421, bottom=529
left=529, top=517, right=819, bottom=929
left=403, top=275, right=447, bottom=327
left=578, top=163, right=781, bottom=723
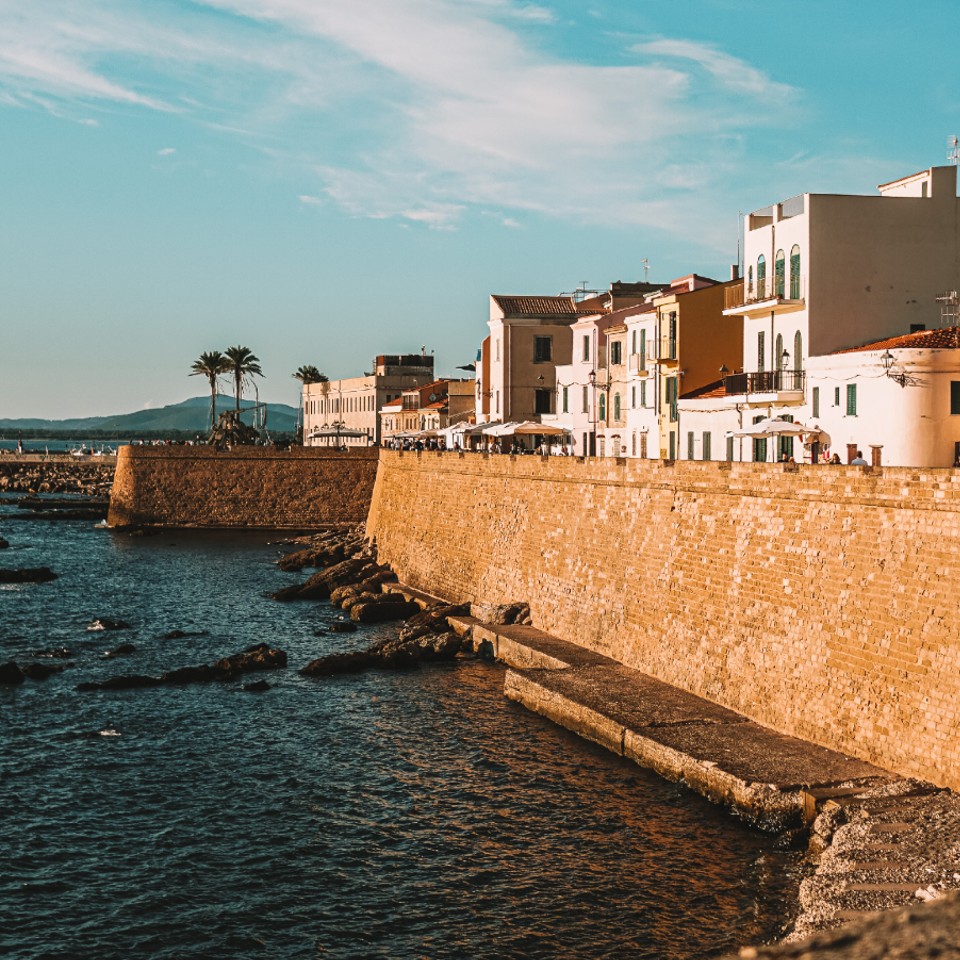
left=0, top=455, right=115, bottom=495
left=367, top=450, right=960, bottom=790
left=107, top=446, right=377, bottom=528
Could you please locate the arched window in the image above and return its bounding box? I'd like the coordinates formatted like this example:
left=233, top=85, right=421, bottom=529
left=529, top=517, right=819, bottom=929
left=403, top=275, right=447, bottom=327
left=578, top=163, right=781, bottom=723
left=757, top=255, right=766, bottom=298
left=614, top=393, right=621, bottom=421
left=599, top=393, right=606, bottom=421
left=790, top=245, right=801, bottom=299
left=794, top=330, right=802, bottom=372
left=775, top=249, right=785, bottom=297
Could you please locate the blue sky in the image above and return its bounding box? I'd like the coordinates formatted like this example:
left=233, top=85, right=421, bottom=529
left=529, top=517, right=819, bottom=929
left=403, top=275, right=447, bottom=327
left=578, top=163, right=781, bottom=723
left=2, top=0, right=959, bottom=418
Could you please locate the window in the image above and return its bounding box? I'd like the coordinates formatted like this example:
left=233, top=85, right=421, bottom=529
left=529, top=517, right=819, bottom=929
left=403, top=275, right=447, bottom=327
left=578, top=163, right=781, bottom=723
left=562, top=386, right=569, bottom=414
left=794, top=331, right=802, bottom=372
left=703, top=432, right=712, bottom=461
left=535, top=388, right=552, bottom=415
left=726, top=435, right=734, bottom=461
left=753, top=415, right=767, bottom=462
left=687, top=431, right=695, bottom=460
left=611, top=341, right=622, bottom=365
left=758, top=330, right=766, bottom=372
left=665, top=377, right=678, bottom=422
left=952, top=382, right=960, bottom=415
left=639, top=330, right=647, bottom=369
left=582, top=335, right=590, bottom=362
left=598, top=393, right=606, bottom=421
left=669, top=431, right=676, bottom=461
left=640, top=381, right=647, bottom=407
left=812, top=386, right=820, bottom=418
left=495, top=390, right=500, bottom=414
left=495, top=339, right=500, bottom=361
left=613, top=393, right=621, bottom=420
left=534, top=335, right=552, bottom=363
left=631, top=330, right=637, bottom=355
left=631, top=385, right=636, bottom=408
left=775, top=249, right=785, bottom=297
left=632, top=432, right=637, bottom=456
left=582, top=385, right=588, bottom=413
left=775, top=333, right=783, bottom=369
left=757, top=254, right=767, bottom=298
left=790, top=245, right=801, bottom=299
left=846, top=384, right=857, bottom=416
left=834, top=386, right=840, bottom=407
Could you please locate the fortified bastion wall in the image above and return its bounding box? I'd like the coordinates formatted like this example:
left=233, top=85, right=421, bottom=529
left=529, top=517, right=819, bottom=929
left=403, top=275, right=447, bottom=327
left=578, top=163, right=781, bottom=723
left=368, top=449, right=960, bottom=790
left=108, top=446, right=377, bottom=528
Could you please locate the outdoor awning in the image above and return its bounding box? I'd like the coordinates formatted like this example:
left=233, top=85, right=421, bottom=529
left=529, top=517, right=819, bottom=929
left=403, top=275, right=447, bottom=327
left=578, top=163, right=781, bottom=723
left=308, top=427, right=369, bottom=439
left=511, top=421, right=571, bottom=436
left=727, top=417, right=815, bottom=439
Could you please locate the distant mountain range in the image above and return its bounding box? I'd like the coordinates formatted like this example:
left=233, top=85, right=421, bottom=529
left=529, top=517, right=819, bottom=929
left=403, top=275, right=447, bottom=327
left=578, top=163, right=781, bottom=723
left=0, top=395, right=299, bottom=435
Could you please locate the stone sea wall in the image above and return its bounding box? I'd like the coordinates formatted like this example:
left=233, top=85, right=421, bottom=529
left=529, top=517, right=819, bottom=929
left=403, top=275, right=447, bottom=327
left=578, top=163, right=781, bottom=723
left=108, top=446, right=377, bottom=528
left=367, top=450, right=960, bottom=790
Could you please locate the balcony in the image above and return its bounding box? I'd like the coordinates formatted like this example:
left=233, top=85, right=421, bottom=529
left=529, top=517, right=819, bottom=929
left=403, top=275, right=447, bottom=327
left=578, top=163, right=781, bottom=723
left=723, top=369, right=806, bottom=399
left=723, top=278, right=805, bottom=317
left=651, top=338, right=678, bottom=362
left=628, top=354, right=649, bottom=376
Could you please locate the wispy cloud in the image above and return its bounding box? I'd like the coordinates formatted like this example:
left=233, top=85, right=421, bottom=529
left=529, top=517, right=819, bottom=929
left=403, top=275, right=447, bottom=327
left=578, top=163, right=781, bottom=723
left=157, top=146, right=176, bottom=156
left=0, top=1, right=801, bottom=246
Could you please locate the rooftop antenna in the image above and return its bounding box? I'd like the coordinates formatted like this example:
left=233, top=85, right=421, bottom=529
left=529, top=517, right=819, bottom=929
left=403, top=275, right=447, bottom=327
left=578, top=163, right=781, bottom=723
left=640, top=258, right=649, bottom=283
left=949, top=135, right=960, bottom=165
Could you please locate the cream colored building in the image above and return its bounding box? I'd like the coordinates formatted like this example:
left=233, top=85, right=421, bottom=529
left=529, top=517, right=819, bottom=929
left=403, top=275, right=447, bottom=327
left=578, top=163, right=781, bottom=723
left=303, top=353, right=435, bottom=446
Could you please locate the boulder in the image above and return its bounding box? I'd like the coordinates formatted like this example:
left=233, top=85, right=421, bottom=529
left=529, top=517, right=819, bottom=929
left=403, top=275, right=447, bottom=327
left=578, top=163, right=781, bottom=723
left=242, top=679, right=271, bottom=692
left=76, top=674, right=161, bottom=691
left=214, top=643, right=287, bottom=673
left=21, top=662, right=67, bottom=680
left=0, top=535, right=8, bottom=549
left=470, top=601, right=530, bottom=626
left=0, top=661, right=25, bottom=685
left=31, top=646, right=72, bottom=659
left=160, top=629, right=208, bottom=640
left=300, top=651, right=378, bottom=676
left=327, top=620, right=358, bottom=634
left=349, top=598, right=420, bottom=623
left=104, top=643, right=136, bottom=658
left=0, top=567, right=58, bottom=584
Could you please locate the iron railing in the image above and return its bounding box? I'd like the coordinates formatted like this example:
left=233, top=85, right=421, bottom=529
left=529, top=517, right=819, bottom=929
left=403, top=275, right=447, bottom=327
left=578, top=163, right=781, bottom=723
left=723, top=370, right=806, bottom=395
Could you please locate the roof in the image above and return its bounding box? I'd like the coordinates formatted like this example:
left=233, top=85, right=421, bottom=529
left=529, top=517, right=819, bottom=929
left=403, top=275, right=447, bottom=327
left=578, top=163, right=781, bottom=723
left=492, top=295, right=597, bottom=318
left=680, top=378, right=726, bottom=400
left=382, top=397, right=402, bottom=408
left=835, top=326, right=960, bottom=354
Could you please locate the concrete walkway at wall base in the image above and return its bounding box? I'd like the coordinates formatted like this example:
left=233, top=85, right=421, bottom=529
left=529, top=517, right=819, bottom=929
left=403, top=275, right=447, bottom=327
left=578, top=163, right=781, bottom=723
left=456, top=619, right=892, bottom=830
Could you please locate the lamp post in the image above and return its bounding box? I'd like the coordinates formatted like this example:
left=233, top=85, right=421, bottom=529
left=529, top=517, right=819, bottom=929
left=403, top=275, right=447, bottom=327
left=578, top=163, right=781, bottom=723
left=588, top=368, right=597, bottom=457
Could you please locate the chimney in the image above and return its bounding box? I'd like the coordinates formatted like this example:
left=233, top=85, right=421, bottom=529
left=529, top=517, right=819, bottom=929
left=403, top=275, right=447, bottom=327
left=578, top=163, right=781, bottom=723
left=730, top=264, right=740, bottom=281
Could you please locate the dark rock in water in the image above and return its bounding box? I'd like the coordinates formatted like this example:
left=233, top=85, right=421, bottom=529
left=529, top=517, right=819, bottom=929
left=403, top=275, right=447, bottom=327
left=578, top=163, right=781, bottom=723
left=126, top=527, right=161, bottom=538
left=0, top=567, right=57, bottom=584
left=160, top=629, right=209, bottom=640
left=327, top=620, right=358, bottom=633
left=161, top=665, right=220, bottom=684
left=272, top=557, right=385, bottom=602
left=0, top=661, right=25, bottom=685
left=32, top=646, right=72, bottom=659
left=398, top=603, right=470, bottom=642
left=349, top=598, right=420, bottom=624
left=86, top=617, right=131, bottom=632
left=300, top=651, right=378, bottom=676
left=77, top=643, right=289, bottom=692
left=242, top=679, right=271, bottom=692
left=214, top=643, right=287, bottom=673
left=21, top=662, right=67, bottom=680
left=0, top=535, right=8, bottom=549
left=104, top=643, right=136, bottom=658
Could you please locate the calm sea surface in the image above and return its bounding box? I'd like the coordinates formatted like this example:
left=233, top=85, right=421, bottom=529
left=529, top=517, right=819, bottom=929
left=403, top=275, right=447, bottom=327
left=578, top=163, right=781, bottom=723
left=0, top=509, right=803, bottom=959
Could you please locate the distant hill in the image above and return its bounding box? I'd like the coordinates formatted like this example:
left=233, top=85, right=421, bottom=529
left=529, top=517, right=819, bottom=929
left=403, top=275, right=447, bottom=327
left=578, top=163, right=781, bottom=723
left=0, top=395, right=299, bottom=436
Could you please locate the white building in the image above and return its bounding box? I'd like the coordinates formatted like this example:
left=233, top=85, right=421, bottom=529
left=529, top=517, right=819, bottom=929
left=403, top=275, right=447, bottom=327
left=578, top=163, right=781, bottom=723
left=683, top=164, right=960, bottom=463
left=807, top=327, right=960, bottom=466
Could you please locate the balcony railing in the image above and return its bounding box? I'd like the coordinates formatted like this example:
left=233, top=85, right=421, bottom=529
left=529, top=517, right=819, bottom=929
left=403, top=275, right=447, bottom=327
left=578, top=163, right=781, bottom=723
left=724, top=277, right=805, bottom=311
left=723, top=369, right=806, bottom=395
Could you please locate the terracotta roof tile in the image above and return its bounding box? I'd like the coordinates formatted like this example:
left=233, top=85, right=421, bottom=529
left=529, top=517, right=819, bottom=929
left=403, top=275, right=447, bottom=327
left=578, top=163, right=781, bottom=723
left=680, top=378, right=726, bottom=400
left=493, top=295, right=595, bottom=317
left=836, top=326, right=960, bottom=353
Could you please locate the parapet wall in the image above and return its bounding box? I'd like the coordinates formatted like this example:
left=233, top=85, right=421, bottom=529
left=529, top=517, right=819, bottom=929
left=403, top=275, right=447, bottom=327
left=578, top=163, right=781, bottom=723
left=368, top=450, right=960, bottom=789
left=108, top=446, right=377, bottom=528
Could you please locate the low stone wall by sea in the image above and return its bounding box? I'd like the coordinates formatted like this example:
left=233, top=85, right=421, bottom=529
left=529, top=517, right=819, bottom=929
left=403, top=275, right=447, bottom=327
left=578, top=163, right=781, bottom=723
left=0, top=455, right=115, bottom=495
left=107, top=446, right=377, bottom=528
left=367, top=449, right=960, bottom=791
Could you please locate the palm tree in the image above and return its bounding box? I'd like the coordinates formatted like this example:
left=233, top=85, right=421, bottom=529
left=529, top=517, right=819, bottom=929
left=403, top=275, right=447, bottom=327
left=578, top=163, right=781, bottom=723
left=292, top=365, right=327, bottom=386
left=224, top=345, right=264, bottom=413
left=190, top=350, right=229, bottom=431
left=292, top=366, right=328, bottom=443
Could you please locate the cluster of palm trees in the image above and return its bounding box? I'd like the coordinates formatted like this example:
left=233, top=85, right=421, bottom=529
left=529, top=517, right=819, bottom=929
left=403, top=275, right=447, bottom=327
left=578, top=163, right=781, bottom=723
left=190, top=346, right=263, bottom=431
left=190, top=349, right=330, bottom=434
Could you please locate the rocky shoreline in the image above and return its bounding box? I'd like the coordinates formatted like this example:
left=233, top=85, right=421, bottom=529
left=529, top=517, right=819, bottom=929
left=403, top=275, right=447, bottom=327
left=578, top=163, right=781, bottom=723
left=0, top=457, right=115, bottom=496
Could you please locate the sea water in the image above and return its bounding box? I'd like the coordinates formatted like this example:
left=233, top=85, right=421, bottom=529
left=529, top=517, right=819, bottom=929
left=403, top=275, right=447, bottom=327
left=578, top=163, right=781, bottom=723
left=0, top=511, right=802, bottom=959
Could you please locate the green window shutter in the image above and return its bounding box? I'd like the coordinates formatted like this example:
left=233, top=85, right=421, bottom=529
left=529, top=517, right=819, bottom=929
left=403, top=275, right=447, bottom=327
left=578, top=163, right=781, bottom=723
left=639, top=330, right=646, bottom=368
left=812, top=386, right=820, bottom=418
left=846, top=384, right=857, bottom=416
left=703, top=432, right=712, bottom=461
left=687, top=431, right=695, bottom=459
left=790, top=246, right=801, bottom=299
